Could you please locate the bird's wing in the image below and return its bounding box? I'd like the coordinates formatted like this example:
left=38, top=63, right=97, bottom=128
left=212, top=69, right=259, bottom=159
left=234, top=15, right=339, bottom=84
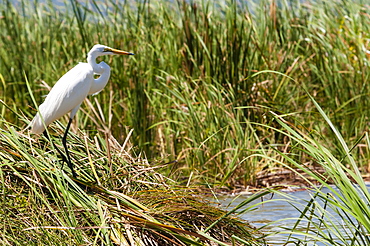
left=31, top=63, right=94, bottom=134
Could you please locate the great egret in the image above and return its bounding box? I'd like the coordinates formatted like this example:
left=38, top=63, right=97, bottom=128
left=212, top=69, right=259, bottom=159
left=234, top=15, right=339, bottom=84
left=30, top=44, right=134, bottom=177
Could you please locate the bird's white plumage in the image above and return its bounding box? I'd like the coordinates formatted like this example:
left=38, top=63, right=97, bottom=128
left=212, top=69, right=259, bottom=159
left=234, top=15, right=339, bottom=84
left=31, top=63, right=93, bottom=134
left=88, top=61, right=111, bottom=95
left=30, top=44, right=134, bottom=134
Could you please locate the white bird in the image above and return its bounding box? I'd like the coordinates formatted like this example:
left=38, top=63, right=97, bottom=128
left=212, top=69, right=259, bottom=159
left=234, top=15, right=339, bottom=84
left=30, top=44, right=134, bottom=177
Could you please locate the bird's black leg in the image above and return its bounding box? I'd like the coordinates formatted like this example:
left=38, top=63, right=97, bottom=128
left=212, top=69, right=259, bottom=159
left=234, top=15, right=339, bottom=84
left=43, top=118, right=77, bottom=177
left=43, top=131, right=69, bottom=165
left=62, top=118, right=77, bottom=177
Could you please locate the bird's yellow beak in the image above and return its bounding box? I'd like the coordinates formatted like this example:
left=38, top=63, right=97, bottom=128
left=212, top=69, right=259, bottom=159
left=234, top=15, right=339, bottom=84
left=107, top=48, right=135, bottom=56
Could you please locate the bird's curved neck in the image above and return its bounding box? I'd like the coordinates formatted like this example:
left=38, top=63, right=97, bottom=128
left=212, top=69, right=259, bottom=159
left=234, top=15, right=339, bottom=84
left=88, top=61, right=111, bottom=95
left=87, top=52, right=103, bottom=73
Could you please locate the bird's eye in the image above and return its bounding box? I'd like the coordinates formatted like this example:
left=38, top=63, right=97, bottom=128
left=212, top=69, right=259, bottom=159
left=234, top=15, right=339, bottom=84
left=103, top=48, right=111, bottom=52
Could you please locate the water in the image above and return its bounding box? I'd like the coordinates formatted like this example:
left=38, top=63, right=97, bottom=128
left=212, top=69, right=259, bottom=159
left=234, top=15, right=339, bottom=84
left=212, top=186, right=369, bottom=245
left=213, top=189, right=311, bottom=245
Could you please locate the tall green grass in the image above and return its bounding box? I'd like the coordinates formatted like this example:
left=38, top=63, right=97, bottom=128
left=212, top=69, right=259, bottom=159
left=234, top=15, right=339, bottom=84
left=1, top=0, right=370, bottom=185
left=245, top=92, right=370, bottom=245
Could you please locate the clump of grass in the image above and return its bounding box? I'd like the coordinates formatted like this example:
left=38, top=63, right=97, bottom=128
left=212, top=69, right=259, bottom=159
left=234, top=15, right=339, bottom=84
left=0, top=110, right=262, bottom=245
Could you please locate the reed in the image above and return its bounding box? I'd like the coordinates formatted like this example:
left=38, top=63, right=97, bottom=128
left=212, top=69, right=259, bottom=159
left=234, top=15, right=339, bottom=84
left=2, top=0, right=370, bottom=185
left=250, top=91, right=370, bottom=245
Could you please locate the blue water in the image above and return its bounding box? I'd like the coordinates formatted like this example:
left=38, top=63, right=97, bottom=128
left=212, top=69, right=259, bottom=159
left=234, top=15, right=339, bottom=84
left=212, top=186, right=369, bottom=245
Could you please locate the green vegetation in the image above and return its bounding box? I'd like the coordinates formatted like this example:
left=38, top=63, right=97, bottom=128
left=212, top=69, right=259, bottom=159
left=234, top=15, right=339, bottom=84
left=0, top=125, right=263, bottom=245
left=1, top=0, right=370, bottom=244
left=254, top=93, right=370, bottom=245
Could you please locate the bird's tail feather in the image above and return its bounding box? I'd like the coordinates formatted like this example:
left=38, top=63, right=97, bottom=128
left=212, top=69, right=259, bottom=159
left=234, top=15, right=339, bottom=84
left=30, top=114, right=45, bottom=134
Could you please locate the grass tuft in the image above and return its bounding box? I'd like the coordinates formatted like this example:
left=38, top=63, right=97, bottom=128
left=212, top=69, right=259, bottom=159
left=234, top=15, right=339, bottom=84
left=0, top=114, right=261, bottom=245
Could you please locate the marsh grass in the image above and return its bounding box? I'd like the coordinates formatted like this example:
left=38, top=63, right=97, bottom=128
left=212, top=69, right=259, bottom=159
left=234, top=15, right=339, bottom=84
left=231, top=84, right=370, bottom=244
left=2, top=0, right=370, bottom=186
left=274, top=101, right=370, bottom=245
left=0, top=112, right=263, bottom=245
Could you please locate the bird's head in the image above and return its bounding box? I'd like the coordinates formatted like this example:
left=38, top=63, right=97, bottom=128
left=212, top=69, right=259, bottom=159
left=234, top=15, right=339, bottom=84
left=89, top=44, right=135, bottom=57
